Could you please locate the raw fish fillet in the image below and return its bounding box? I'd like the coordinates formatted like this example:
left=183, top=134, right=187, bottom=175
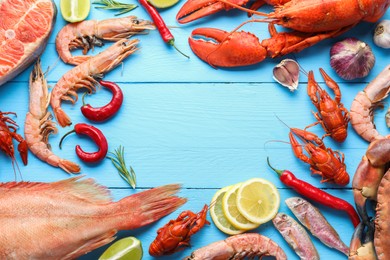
left=0, top=176, right=187, bottom=259
left=0, top=0, right=56, bottom=86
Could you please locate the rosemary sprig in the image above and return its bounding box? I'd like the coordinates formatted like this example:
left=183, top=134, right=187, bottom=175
left=107, top=146, right=136, bottom=188
left=93, top=0, right=138, bottom=16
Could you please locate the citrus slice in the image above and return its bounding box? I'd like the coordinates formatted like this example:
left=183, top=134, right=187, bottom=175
left=60, top=0, right=90, bottom=23
left=147, top=0, right=179, bottom=9
left=99, top=237, right=143, bottom=260
left=222, top=183, right=260, bottom=230
left=236, top=178, right=280, bottom=224
left=210, top=185, right=245, bottom=235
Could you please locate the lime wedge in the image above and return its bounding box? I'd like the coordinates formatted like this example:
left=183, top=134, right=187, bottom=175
left=99, top=237, right=143, bottom=260
left=147, top=0, right=179, bottom=9
left=60, top=0, right=91, bottom=23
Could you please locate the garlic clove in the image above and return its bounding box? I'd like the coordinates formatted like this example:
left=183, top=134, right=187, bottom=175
left=374, top=20, right=390, bottom=49
left=330, top=38, right=375, bottom=80
left=273, top=59, right=300, bottom=91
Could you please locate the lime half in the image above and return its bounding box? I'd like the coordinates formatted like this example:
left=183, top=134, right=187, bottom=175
left=147, top=0, right=179, bottom=9
left=99, top=237, right=143, bottom=260
left=60, top=0, right=90, bottom=23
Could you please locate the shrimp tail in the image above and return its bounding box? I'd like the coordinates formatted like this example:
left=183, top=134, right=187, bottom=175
left=59, top=159, right=81, bottom=174
left=54, top=107, right=72, bottom=127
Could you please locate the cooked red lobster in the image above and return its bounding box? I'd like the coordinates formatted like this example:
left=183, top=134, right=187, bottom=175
left=176, top=0, right=390, bottom=67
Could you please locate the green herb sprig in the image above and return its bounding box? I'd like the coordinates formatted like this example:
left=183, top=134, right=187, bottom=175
left=107, top=146, right=136, bottom=188
left=93, top=0, right=138, bottom=16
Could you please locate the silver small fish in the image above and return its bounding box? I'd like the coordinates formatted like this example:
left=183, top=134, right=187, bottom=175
left=273, top=213, right=319, bottom=260
left=286, top=197, right=349, bottom=256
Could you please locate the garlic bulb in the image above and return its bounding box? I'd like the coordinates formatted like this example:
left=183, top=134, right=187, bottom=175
left=374, top=20, right=390, bottom=49
left=273, top=59, right=300, bottom=92
left=330, top=38, right=375, bottom=80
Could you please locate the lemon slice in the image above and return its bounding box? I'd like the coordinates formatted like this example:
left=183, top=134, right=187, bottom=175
left=60, top=0, right=91, bottom=23
left=210, top=185, right=245, bottom=235
left=99, top=237, right=143, bottom=260
left=222, top=183, right=260, bottom=230
left=147, top=0, right=180, bottom=9
left=236, top=178, right=280, bottom=224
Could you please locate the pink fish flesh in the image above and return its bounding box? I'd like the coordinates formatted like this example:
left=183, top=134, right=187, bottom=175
left=0, top=0, right=56, bottom=86
left=0, top=176, right=187, bottom=259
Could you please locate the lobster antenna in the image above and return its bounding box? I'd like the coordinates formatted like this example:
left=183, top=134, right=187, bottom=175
left=216, top=0, right=269, bottom=16
left=291, top=54, right=309, bottom=76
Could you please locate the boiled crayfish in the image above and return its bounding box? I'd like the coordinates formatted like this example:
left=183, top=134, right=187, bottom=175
left=0, top=111, right=28, bottom=168
left=149, top=204, right=209, bottom=256
left=306, top=69, right=350, bottom=143
left=289, top=128, right=349, bottom=186
left=176, top=0, right=390, bottom=67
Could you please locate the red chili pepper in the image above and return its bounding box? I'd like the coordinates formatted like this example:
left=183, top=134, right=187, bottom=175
left=59, top=123, right=108, bottom=163
left=139, top=0, right=189, bottom=58
left=267, top=157, right=360, bottom=228
left=81, top=80, right=124, bottom=122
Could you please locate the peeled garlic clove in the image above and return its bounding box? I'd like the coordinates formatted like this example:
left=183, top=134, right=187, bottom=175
left=330, top=38, right=375, bottom=80
left=273, top=59, right=300, bottom=91
left=374, top=20, right=390, bottom=49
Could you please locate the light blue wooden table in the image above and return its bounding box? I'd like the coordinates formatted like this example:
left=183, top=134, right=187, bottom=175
left=1, top=0, right=389, bottom=259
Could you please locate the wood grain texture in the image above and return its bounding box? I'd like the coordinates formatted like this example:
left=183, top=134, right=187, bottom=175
left=1, top=0, right=389, bottom=259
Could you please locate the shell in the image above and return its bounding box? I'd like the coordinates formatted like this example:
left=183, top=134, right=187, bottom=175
left=374, top=169, right=390, bottom=259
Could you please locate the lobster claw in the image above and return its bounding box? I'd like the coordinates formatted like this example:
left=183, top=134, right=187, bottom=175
left=189, top=28, right=266, bottom=68
left=176, top=0, right=249, bottom=24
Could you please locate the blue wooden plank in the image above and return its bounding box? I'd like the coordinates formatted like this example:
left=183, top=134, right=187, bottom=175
left=0, top=82, right=375, bottom=188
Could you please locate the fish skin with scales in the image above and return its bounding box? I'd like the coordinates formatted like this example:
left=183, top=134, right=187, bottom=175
left=285, top=197, right=350, bottom=256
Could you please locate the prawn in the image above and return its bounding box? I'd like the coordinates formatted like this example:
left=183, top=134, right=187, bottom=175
left=56, top=16, right=154, bottom=65
left=50, top=39, right=139, bottom=127
left=350, top=65, right=390, bottom=142
left=24, top=59, right=80, bottom=174
left=184, top=233, right=287, bottom=260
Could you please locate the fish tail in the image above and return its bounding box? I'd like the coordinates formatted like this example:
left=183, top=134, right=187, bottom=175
left=116, top=184, right=187, bottom=229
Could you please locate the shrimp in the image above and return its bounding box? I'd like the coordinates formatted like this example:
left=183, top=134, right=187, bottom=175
left=56, top=16, right=154, bottom=65
left=184, top=233, right=287, bottom=260
left=51, top=39, right=139, bottom=127
left=24, top=59, right=80, bottom=174
left=350, top=65, right=390, bottom=142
